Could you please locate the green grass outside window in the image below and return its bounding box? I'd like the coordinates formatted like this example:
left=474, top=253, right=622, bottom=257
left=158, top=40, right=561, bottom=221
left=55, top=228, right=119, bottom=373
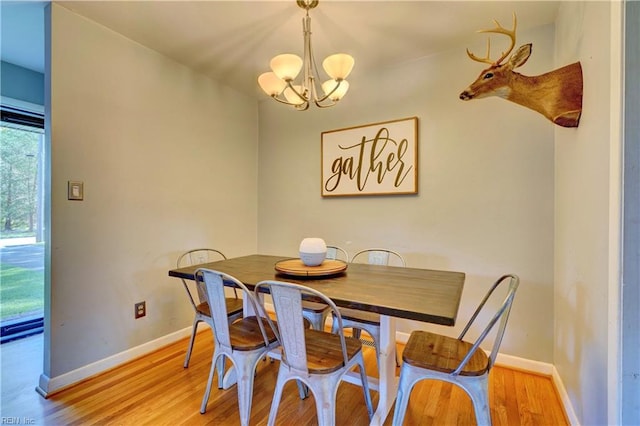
left=0, top=263, right=44, bottom=320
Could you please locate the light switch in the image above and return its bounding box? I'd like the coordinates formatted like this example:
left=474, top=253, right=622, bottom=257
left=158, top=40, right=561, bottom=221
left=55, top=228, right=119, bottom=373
left=68, top=181, right=84, bottom=201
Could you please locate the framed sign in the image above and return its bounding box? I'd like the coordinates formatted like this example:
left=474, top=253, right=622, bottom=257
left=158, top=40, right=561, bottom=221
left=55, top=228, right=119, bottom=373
left=321, top=117, right=418, bottom=197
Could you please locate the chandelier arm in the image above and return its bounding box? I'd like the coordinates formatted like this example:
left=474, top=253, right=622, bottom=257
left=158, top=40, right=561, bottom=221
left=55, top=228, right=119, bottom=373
left=314, top=79, right=344, bottom=103
left=270, top=94, right=310, bottom=110
left=306, top=28, right=323, bottom=103
left=313, top=99, right=338, bottom=108
left=285, top=79, right=309, bottom=103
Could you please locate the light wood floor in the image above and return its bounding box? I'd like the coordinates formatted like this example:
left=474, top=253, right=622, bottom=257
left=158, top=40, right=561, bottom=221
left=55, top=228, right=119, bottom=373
left=1, top=332, right=568, bottom=425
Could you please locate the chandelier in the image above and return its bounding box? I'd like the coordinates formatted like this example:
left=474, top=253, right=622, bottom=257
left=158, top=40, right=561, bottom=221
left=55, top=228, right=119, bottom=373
left=257, top=0, right=354, bottom=111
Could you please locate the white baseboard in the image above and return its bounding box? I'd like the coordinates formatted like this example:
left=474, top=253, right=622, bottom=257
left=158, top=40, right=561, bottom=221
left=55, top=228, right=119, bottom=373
left=491, top=353, right=578, bottom=425
left=35, top=327, right=194, bottom=397
left=552, top=365, right=581, bottom=426
left=492, top=351, right=554, bottom=375
left=395, top=330, right=410, bottom=344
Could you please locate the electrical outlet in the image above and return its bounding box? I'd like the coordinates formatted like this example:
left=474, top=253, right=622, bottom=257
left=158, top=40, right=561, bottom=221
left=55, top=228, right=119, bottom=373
left=135, top=301, right=146, bottom=319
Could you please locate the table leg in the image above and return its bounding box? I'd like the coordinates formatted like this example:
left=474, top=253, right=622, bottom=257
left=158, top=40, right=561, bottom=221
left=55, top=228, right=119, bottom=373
left=242, top=295, right=257, bottom=317
left=370, top=315, right=398, bottom=425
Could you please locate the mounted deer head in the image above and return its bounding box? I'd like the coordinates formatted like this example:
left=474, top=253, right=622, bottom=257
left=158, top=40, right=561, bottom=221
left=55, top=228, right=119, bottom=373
left=459, top=13, right=583, bottom=128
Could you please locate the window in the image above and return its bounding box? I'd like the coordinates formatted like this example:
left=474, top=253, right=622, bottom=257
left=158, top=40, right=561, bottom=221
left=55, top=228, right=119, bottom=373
left=0, top=105, right=45, bottom=343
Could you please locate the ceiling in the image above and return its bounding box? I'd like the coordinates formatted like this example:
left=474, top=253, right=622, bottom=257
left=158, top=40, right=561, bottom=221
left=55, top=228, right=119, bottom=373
left=1, top=1, right=560, bottom=99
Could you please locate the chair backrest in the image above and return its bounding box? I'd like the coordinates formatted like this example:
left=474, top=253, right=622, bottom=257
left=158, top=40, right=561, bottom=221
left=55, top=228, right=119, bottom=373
left=326, top=245, right=349, bottom=262
left=351, top=248, right=406, bottom=267
left=454, top=274, right=520, bottom=375
left=177, top=248, right=226, bottom=268
left=177, top=249, right=230, bottom=304
left=195, top=268, right=269, bottom=351
left=255, top=280, right=349, bottom=375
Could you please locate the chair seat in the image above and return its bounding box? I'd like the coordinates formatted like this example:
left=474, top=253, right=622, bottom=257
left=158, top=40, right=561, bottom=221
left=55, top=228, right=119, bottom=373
left=304, top=328, right=363, bottom=374
left=338, top=307, right=380, bottom=325
left=196, top=298, right=244, bottom=318
left=402, top=330, right=489, bottom=376
left=229, top=316, right=278, bottom=351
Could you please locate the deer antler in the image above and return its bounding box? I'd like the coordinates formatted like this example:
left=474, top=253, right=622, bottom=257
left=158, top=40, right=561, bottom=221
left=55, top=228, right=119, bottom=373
left=466, top=12, right=517, bottom=66
left=466, top=38, right=494, bottom=65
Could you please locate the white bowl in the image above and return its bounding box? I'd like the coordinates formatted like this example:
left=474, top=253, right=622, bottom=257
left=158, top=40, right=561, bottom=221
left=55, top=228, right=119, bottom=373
left=299, top=238, right=327, bottom=266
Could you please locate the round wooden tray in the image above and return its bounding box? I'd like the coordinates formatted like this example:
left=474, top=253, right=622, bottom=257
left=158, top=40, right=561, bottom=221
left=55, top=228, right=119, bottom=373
left=274, top=259, right=347, bottom=278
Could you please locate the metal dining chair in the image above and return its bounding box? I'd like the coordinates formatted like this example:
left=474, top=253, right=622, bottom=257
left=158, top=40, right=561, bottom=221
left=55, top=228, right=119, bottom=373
left=301, top=245, right=349, bottom=331
left=326, top=245, right=349, bottom=263
left=331, top=248, right=406, bottom=368
left=392, top=274, right=520, bottom=426
left=177, top=249, right=243, bottom=368
left=197, top=268, right=279, bottom=426
left=256, top=280, right=374, bottom=425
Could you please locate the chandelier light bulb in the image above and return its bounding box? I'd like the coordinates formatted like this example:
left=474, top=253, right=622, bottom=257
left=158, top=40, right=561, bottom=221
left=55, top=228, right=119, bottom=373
left=322, top=53, right=354, bottom=80
left=258, top=72, right=287, bottom=96
left=270, top=54, right=303, bottom=81
left=322, top=79, right=349, bottom=101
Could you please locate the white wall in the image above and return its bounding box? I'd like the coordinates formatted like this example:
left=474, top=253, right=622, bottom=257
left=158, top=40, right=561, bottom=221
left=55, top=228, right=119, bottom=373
left=46, top=4, right=259, bottom=379
left=258, top=24, right=556, bottom=363
left=554, top=2, right=620, bottom=425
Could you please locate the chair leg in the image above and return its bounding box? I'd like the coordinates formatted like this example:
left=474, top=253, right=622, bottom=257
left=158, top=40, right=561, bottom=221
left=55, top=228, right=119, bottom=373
left=392, top=364, right=420, bottom=426
left=234, top=351, right=265, bottom=426
left=464, top=376, right=492, bottom=426
left=200, top=351, right=221, bottom=414
left=310, top=373, right=343, bottom=426
left=183, top=317, right=200, bottom=368
left=356, top=355, right=374, bottom=419
left=267, top=368, right=288, bottom=426
left=297, top=381, right=309, bottom=399
left=216, top=355, right=226, bottom=389
left=331, top=316, right=339, bottom=334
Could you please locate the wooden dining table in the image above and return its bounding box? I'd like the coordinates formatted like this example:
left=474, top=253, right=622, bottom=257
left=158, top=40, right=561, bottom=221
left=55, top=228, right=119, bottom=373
left=168, top=254, right=465, bottom=425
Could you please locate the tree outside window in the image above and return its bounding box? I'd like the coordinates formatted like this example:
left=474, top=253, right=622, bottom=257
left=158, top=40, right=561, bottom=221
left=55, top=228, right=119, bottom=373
left=0, top=125, right=42, bottom=237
